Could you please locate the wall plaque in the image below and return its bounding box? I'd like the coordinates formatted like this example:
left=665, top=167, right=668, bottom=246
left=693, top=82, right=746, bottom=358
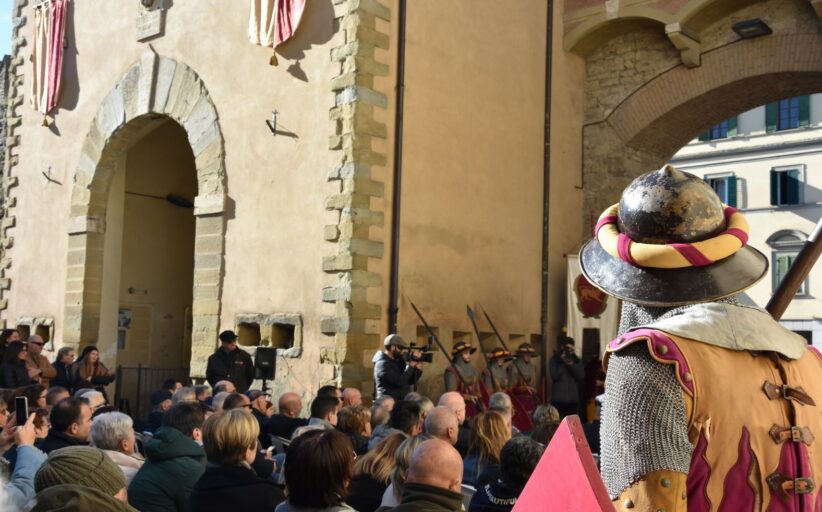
left=136, top=0, right=166, bottom=42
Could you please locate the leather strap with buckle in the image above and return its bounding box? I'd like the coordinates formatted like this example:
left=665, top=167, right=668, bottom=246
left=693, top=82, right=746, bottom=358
left=769, top=424, right=815, bottom=446
left=762, top=381, right=816, bottom=406
left=767, top=473, right=815, bottom=499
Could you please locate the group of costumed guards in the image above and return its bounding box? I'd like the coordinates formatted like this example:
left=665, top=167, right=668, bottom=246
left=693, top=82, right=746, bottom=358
left=443, top=341, right=539, bottom=431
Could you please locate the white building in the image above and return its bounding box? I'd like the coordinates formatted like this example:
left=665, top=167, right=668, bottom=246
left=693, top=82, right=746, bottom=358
left=671, top=95, right=822, bottom=346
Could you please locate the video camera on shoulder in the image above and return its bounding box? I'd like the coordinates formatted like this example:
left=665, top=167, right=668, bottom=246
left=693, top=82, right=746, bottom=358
left=403, top=337, right=435, bottom=364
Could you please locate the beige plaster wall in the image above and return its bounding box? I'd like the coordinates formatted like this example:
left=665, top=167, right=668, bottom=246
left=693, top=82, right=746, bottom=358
left=5, top=1, right=340, bottom=399
left=384, top=1, right=550, bottom=398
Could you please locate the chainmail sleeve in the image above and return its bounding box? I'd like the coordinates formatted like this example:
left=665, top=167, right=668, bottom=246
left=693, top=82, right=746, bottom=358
left=600, top=342, right=693, bottom=499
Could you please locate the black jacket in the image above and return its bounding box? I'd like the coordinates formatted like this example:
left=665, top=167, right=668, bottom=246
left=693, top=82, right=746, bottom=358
left=205, top=347, right=255, bottom=393
left=376, top=483, right=464, bottom=512
left=39, top=430, right=89, bottom=454
left=189, top=463, right=285, bottom=512
left=468, top=481, right=522, bottom=512
left=372, top=351, right=421, bottom=401
left=346, top=473, right=388, bottom=512
left=0, top=360, right=35, bottom=389
left=264, top=415, right=308, bottom=441
left=51, top=360, right=73, bottom=389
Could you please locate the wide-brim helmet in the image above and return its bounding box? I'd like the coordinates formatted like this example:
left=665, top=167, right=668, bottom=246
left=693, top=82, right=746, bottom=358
left=580, top=165, right=768, bottom=306
left=451, top=341, right=477, bottom=358
left=488, top=347, right=513, bottom=361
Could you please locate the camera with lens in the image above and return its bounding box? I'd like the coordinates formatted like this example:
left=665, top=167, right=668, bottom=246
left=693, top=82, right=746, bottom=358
left=404, top=338, right=435, bottom=364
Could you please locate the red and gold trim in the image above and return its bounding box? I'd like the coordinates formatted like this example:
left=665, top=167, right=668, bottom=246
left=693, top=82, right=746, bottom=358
left=594, top=204, right=749, bottom=269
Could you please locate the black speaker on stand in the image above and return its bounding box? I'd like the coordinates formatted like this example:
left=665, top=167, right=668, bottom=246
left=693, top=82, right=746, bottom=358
left=255, top=347, right=277, bottom=395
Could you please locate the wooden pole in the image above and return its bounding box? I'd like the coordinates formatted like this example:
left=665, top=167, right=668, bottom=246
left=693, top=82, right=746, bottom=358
left=766, top=217, right=822, bottom=321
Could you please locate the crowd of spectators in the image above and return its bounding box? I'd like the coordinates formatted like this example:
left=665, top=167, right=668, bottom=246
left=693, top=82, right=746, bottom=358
left=0, top=327, right=564, bottom=511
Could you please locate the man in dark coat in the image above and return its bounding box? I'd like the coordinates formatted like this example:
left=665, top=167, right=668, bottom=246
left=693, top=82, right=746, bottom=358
left=205, top=330, right=255, bottom=393
left=372, top=334, right=422, bottom=401
left=39, top=398, right=92, bottom=454
left=51, top=347, right=76, bottom=390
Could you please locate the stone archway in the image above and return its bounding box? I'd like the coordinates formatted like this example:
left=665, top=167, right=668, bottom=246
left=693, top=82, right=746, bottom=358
left=574, top=0, right=822, bottom=231
left=64, top=49, right=226, bottom=378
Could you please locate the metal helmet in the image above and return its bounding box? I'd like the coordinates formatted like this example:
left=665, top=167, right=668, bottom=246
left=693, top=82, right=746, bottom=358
left=579, top=165, right=768, bottom=306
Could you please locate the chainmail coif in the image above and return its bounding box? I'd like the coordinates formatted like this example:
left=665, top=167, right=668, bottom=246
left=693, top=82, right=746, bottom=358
left=601, top=296, right=741, bottom=499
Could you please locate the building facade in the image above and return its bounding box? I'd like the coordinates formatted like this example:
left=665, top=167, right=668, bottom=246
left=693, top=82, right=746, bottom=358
left=672, top=94, right=822, bottom=345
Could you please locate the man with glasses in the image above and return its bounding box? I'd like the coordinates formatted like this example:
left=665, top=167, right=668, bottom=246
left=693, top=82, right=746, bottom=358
left=25, top=335, right=56, bottom=388
left=205, top=330, right=255, bottom=393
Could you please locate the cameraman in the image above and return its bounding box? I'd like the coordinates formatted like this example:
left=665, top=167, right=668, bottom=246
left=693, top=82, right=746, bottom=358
left=373, top=334, right=423, bottom=401
left=549, top=336, right=584, bottom=418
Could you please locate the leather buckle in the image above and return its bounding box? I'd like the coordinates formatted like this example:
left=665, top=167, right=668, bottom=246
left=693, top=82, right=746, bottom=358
left=762, top=381, right=816, bottom=406
left=767, top=473, right=815, bottom=499
left=769, top=424, right=816, bottom=446
left=791, top=426, right=803, bottom=443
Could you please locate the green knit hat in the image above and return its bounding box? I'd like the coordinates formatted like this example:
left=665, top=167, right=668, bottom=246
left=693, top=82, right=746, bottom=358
left=35, top=446, right=125, bottom=496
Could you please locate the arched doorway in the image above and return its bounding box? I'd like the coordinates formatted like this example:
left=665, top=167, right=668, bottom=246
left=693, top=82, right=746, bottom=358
left=64, top=49, right=227, bottom=379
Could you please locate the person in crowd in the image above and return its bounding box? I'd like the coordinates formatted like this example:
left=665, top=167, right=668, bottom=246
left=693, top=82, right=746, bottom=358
left=33, top=445, right=129, bottom=503
left=211, top=391, right=230, bottom=414
left=488, top=392, right=519, bottom=435
left=375, top=395, right=395, bottom=414
left=171, top=386, right=196, bottom=404
left=346, top=432, right=406, bottom=512
left=529, top=404, right=560, bottom=445
left=45, top=386, right=69, bottom=411
left=50, top=347, right=76, bottom=390
left=39, top=397, right=92, bottom=454
left=0, top=328, right=20, bottom=365
left=214, top=380, right=236, bottom=394
left=276, top=429, right=357, bottom=512
left=246, top=389, right=274, bottom=427
left=424, top=406, right=459, bottom=446
left=338, top=404, right=371, bottom=455
left=205, top=330, right=254, bottom=393
left=162, top=378, right=183, bottom=394
left=369, top=400, right=420, bottom=450
left=70, top=346, right=116, bottom=393
left=194, top=384, right=212, bottom=402
left=380, top=433, right=433, bottom=508
left=292, top=395, right=339, bottom=438
left=463, top=410, right=511, bottom=488
left=189, top=409, right=285, bottom=511
left=128, top=401, right=206, bottom=512
left=222, top=392, right=251, bottom=411
left=438, top=391, right=470, bottom=457
left=3, top=412, right=47, bottom=510
left=342, top=387, right=362, bottom=407
left=13, top=383, right=47, bottom=411
left=317, top=385, right=343, bottom=413
left=370, top=395, right=394, bottom=436
left=549, top=336, right=584, bottom=418
left=404, top=392, right=434, bottom=421
left=25, top=336, right=56, bottom=388
left=30, top=485, right=138, bottom=512
left=76, top=388, right=110, bottom=418
left=221, top=392, right=277, bottom=480
left=91, top=411, right=144, bottom=486
left=376, top=438, right=464, bottom=512
left=265, top=391, right=308, bottom=440
left=468, top=436, right=545, bottom=511
left=373, top=335, right=423, bottom=401
left=444, top=341, right=481, bottom=419
left=2, top=407, right=49, bottom=472
left=1, top=341, right=37, bottom=389
left=145, top=389, right=172, bottom=433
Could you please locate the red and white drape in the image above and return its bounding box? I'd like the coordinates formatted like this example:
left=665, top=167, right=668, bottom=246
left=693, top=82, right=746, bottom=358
left=30, top=0, right=67, bottom=116
left=249, top=0, right=306, bottom=51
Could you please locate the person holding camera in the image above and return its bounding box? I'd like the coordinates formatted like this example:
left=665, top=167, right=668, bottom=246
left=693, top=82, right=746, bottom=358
left=373, top=335, right=423, bottom=401
left=549, top=336, right=584, bottom=418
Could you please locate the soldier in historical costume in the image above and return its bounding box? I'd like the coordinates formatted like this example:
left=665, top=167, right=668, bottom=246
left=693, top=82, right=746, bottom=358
left=579, top=165, right=822, bottom=511
left=508, top=342, right=538, bottom=416
left=444, top=340, right=481, bottom=417
left=481, top=347, right=512, bottom=394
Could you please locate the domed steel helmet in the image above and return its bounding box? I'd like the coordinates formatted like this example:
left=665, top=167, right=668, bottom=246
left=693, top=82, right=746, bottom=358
left=579, top=165, right=768, bottom=306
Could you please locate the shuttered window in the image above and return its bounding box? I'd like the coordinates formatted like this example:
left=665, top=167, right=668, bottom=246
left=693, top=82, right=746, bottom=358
left=706, top=175, right=737, bottom=207
left=767, top=96, right=810, bottom=132
left=774, top=252, right=806, bottom=295
left=698, top=117, right=738, bottom=141
left=770, top=167, right=802, bottom=206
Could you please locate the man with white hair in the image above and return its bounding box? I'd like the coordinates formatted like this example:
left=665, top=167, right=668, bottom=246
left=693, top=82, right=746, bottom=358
left=172, top=386, right=197, bottom=404
left=211, top=391, right=230, bottom=414
left=488, top=391, right=518, bottom=435
left=342, top=387, right=362, bottom=407
left=91, top=411, right=145, bottom=485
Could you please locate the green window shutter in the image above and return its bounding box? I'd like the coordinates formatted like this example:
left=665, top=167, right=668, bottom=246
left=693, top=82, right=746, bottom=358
left=776, top=255, right=790, bottom=286
left=698, top=131, right=710, bottom=142
left=726, top=176, right=737, bottom=208
left=766, top=103, right=778, bottom=133
left=770, top=169, right=778, bottom=205
left=787, top=169, right=800, bottom=204
left=727, top=117, right=738, bottom=137
left=798, top=95, right=810, bottom=127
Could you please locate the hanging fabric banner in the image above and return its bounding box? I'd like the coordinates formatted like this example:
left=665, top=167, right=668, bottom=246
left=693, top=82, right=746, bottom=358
left=248, top=0, right=306, bottom=64
left=30, top=0, right=67, bottom=117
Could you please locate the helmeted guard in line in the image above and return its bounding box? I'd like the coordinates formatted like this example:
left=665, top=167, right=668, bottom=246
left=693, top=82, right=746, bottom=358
left=444, top=340, right=481, bottom=416
left=509, top=342, right=539, bottom=417
left=580, top=165, right=822, bottom=511
left=481, top=347, right=512, bottom=393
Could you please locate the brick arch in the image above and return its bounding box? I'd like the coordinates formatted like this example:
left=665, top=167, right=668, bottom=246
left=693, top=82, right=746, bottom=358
left=64, top=49, right=226, bottom=378
left=581, top=28, right=822, bottom=233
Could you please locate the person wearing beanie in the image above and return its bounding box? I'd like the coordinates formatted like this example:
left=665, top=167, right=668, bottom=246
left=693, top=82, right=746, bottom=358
left=30, top=484, right=138, bottom=512
left=145, top=389, right=173, bottom=433
left=34, top=445, right=128, bottom=501
left=205, top=330, right=255, bottom=393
